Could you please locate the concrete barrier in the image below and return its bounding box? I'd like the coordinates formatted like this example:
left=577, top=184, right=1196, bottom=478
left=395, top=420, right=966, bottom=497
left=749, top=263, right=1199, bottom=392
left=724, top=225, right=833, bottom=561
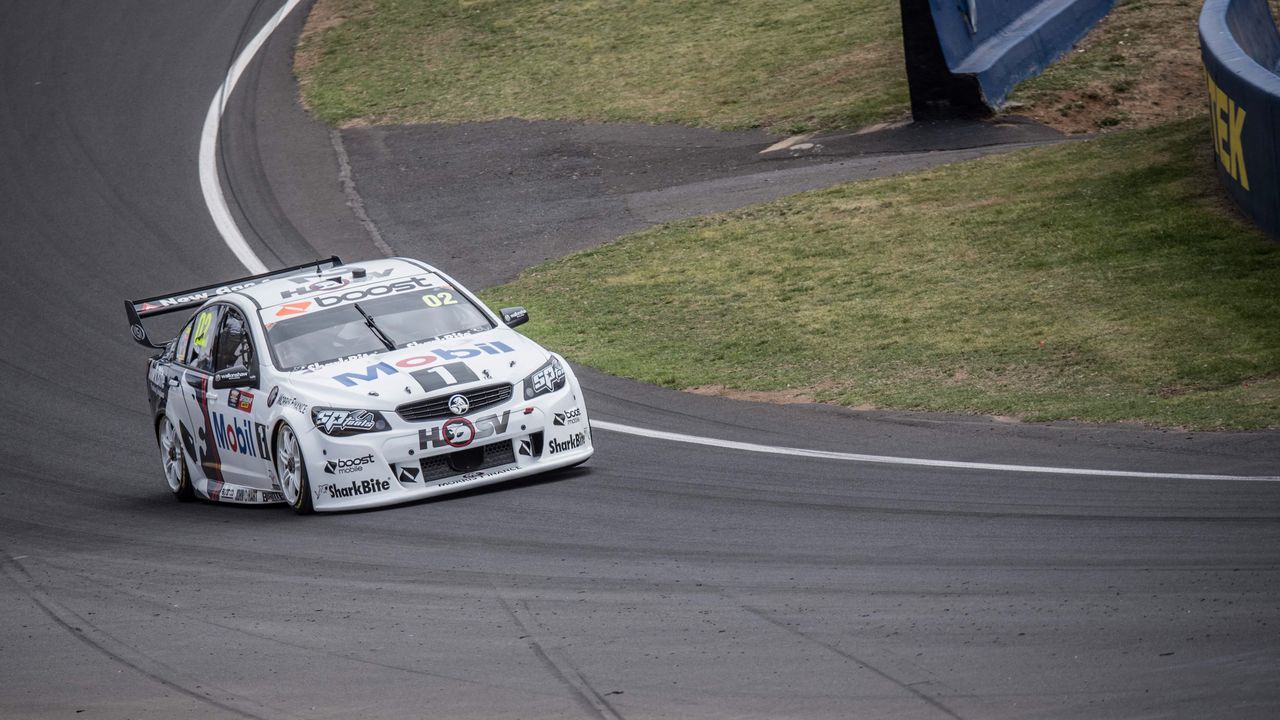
left=901, top=0, right=1116, bottom=119
left=1199, top=0, right=1280, bottom=238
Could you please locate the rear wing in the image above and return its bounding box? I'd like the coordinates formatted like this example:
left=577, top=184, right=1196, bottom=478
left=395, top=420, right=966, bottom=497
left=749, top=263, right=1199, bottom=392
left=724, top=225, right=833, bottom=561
left=125, top=256, right=343, bottom=348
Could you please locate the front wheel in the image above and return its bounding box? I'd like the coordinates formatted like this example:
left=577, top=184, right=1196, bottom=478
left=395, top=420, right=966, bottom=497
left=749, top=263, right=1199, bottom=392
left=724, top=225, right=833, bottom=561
left=275, top=424, right=314, bottom=515
left=158, top=416, right=194, bottom=501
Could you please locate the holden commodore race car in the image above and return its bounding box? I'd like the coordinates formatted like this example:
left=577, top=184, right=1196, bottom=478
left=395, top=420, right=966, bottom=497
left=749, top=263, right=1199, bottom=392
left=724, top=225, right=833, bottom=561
left=125, top=256, right=592, bottom=513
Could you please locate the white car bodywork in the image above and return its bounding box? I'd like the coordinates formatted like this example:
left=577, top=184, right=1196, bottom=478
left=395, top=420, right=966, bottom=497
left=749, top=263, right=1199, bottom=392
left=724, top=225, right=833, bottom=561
left=134, top=257, right=592, bottom=512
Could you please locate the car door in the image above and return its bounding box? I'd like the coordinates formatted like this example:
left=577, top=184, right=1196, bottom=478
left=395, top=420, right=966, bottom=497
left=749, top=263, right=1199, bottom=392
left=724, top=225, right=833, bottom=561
left=204, top=305, right=273, bottom=490
left=189, top=302, right=270, bottom=486
left=173, top=304, right=226, bottom=494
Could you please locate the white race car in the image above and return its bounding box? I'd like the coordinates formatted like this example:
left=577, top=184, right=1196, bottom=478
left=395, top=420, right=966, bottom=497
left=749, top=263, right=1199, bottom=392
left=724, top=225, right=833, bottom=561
left=126, top=257, right=593, bottom=513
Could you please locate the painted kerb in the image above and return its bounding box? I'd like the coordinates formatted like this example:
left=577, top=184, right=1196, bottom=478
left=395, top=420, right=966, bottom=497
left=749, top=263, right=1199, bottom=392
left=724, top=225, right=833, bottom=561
left=1199, top=0, right=1280, bottom=238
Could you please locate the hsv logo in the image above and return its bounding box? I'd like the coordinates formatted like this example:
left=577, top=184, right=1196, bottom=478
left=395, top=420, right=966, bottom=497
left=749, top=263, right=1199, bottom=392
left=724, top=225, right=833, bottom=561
left=279, top=268, right=394, bottom=300
left=275, top=301, right=311, bottom=317
left=420, top=411, right=511, bottom=450
left=333, top=342, right=516, bottom=387
left=439, top=418, right=475, bottom=448
left=397, top=466, right=421, bottom=484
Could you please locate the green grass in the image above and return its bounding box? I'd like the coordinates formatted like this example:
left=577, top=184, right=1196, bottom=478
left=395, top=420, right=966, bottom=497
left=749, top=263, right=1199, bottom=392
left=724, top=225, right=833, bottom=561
left=484, top=120, right=1280, bottom=430
left=296, top=0, right=908, bottom=133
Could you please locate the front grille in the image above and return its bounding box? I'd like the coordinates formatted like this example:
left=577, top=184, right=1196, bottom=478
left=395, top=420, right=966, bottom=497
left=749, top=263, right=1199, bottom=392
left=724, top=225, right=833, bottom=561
left=419, top=441, right=517, bottom=483
left=396, top=383, right=513, bottom=422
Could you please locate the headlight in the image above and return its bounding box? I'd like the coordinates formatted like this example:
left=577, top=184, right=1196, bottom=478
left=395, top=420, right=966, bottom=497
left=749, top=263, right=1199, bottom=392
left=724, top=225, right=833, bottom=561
left=522, top=355, right=566, bottom=400
left=311, top=408, right=390, bottom=436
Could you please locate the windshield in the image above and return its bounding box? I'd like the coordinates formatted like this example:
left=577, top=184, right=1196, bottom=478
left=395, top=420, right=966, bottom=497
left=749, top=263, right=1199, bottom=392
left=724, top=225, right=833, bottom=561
left=263, top=284, right=495, bottom=371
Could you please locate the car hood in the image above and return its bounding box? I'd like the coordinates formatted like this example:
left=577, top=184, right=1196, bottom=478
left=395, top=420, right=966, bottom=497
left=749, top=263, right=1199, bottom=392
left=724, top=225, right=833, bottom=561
left=279, top=328, right=549, bottom=410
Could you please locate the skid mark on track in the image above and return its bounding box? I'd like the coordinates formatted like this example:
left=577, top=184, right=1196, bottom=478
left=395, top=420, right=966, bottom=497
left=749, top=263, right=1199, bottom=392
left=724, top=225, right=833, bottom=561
left=741, top=605, right=967, bottom=720
left=29, top=554, right=568, bottom=699
left=0, top=553, right=296, bottom=720
left=497, top=595, right=626, bottom=720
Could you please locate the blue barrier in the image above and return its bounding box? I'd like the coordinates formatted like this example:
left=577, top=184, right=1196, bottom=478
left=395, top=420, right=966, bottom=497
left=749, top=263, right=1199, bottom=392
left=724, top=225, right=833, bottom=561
left=1199, top=0, right=1280, bottom=238
left=901, top=0, right=1116, bottom=118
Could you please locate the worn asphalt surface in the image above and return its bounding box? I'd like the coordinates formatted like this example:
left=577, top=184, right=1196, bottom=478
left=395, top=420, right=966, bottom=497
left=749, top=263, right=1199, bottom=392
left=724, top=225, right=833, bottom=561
left=1, top=2, right=1278, bottom=719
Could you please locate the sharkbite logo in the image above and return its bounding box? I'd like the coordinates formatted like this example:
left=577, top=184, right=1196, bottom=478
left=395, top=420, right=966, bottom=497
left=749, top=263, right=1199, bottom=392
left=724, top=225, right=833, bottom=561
left=318, top=478, right=391, bottom=499
left=548, top=432, right=587, bottom=454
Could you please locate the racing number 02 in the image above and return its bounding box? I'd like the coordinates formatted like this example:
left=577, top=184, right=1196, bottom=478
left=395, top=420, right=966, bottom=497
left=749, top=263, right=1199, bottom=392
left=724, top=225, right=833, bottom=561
left=422, top=292, right=457, bottom=308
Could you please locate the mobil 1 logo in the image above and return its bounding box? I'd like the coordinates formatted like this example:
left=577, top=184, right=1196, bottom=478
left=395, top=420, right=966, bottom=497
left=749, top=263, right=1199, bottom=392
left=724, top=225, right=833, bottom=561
left=409, top=361, right=478, bottom=392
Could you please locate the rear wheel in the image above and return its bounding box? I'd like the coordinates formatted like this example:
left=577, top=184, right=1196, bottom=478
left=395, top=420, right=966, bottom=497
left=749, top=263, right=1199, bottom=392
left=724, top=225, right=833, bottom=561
left=158, top=416, right=194, bottom=501
left=275, top=424, right=313, bottom=515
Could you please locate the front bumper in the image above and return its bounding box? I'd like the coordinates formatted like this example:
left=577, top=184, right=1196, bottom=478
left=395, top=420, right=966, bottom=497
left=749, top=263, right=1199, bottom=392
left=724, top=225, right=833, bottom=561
left=295, top=381, right=593, bottom=511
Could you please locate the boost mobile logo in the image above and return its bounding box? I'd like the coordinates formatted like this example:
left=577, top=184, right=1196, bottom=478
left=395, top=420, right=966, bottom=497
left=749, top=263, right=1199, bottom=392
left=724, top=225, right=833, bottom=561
left=324, top=454, right=375, bottom=474
left=553, top=407, right=583, bottom=426
left=314, top=277, right=437, bottom=308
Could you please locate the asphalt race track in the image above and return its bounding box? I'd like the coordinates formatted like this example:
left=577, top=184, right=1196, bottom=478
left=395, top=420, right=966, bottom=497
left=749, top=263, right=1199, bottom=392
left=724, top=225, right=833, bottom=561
left=2, top=3, right=1279, bottom=718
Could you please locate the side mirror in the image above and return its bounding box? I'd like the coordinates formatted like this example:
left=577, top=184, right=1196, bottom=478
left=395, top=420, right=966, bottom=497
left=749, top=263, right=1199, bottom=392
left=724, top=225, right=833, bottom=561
left=499, top=306, right=529, bottom=328
left=213, top=365, right=257, bottom=390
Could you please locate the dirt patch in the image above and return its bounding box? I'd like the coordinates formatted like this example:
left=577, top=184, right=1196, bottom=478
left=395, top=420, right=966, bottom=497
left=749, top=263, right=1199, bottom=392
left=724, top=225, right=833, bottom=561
left=684, top=383, right=841, bottom=406
left=1006, top=0, right=1213, bottom=134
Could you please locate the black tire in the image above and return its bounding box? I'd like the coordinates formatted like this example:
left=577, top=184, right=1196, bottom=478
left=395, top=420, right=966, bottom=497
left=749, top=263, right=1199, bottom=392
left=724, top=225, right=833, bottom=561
left=157, top=416, right=195, bottom=501
left=275, top=423, right=314, bottom=515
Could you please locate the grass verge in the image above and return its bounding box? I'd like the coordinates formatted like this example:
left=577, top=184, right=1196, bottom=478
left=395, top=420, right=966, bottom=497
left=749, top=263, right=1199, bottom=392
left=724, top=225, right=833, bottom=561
left=295, top=0, right=908, bottom=133
left=483, top=120, right=1280, bottom=430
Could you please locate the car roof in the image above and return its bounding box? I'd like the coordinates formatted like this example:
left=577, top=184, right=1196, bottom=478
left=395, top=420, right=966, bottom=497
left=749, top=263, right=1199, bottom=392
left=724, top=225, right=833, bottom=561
left=230, top=256, right=444, bottom=311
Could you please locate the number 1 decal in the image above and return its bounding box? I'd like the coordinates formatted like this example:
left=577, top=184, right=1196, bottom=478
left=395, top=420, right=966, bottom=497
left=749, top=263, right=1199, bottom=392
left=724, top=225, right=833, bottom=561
left=408, top=361, right=479, bottom=392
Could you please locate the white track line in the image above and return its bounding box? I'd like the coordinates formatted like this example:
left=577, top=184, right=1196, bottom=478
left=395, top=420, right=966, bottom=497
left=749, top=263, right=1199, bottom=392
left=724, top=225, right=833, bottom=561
left=199, top=0, right=307, bottom=275
left=196, top=5, right=1277, bottom=485
left=593, top=421, right=1280, bottom=482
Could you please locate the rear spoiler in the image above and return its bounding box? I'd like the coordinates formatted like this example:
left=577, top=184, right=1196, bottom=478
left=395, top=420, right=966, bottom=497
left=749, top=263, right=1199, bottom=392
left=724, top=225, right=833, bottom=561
left=125, top=256, right=343, bottom=349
